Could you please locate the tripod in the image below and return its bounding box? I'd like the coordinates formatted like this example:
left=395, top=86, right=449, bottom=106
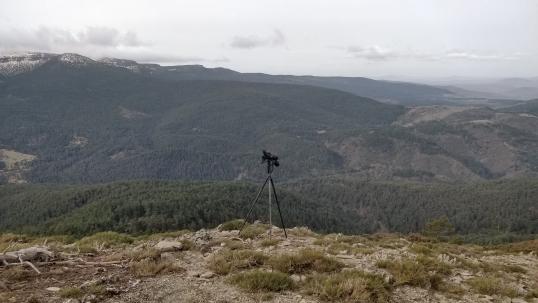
left=239, top=151, right=288, bottom=238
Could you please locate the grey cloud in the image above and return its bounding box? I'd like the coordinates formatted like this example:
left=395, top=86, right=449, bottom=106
left=444, top=50, right=521, bottom=61
left=347, top=45, right=524, bottom=62
left=0, top=26, right=146, bottom=53
left=347, top=45, right=397, bottom=61
left=78, top=26, right=120, bottom=46
left=119, top=52, right=229, bottom=65
left=230, top=29, right=286, bottom=49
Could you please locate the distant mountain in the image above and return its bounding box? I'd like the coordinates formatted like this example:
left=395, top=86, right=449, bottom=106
left=424, top=77, right=538, bottom=101
left=502, top=99, right=538, bottom=115
left=0, top=52, right=405, bottom=183
left=0, top=52, right=537, bottom=184
left=95, top=58, right=456, bottom=106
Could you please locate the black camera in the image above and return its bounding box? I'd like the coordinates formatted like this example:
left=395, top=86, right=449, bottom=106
left=262, top=150, right=279, bottom=166
left=262, top=150, right=279, bottom=173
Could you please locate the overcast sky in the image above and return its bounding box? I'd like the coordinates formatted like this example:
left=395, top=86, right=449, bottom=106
left=1, top=0, right=537, bottom=79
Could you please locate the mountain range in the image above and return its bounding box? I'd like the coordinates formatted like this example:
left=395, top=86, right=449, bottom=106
left=0, top=52, right=537, bottom=185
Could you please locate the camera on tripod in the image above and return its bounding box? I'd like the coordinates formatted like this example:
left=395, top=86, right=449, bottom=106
left=240, top=150, right=288, bottom=238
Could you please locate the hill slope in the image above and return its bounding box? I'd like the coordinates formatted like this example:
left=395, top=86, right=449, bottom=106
left=1, top=179, right=536, bottom=237
left=1, top=53, right=538, bottom=183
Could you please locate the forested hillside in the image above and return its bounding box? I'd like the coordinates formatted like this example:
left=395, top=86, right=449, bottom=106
left=1, top=53, right=538, bottom=184
left=0, top=53, right=404, bottom=183
left=1, top=179, right=536, bottom=240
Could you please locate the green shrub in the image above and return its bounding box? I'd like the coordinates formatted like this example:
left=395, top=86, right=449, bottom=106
left=207, top=249, right=268, bottom=275
left=304, top=270, right=391, bottom=303
left=268, top=248, right=343, bottom=274
left=228, top=270, right=294, bottom=292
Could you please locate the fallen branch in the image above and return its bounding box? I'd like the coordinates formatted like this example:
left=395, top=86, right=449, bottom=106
left=0, top=246, right=55, bottom=275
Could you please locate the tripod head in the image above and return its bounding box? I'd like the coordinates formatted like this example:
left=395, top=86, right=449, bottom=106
left=262, top=150, right=279, bottom=174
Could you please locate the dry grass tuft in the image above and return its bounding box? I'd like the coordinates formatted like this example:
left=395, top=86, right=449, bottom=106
left=219, top=219, right=246, bottom=231
left=376, top=256, right=451, bottom=289
left=303, top=270, right=391, bottom=303
left=467, top=276, right=520, bottom=297
left=59, top=287, right=83, bottom=298
left=130, top=259, right=184, bottom=277
left=207, top=248, right=268, bottom=275
left=260, top=238, right=280, bottom=247
left=228, top=270, right=294, bottom=292
left=268, top=248, right=344, bottom=275
left=75, top=231, right=133, bottom=252
left=239, top=224, right=268, bottom=240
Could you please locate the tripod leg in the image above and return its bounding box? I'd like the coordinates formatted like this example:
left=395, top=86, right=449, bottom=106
left=239, top=175, right=270, bottom=235
left=269, top=177, right=287, bottom=238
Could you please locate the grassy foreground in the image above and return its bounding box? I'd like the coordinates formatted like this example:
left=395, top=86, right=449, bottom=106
left=1, top=221, right=537, bottom=303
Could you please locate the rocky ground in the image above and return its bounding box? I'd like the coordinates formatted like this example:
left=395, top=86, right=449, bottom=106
left=1, top=223, right=537, bottom=303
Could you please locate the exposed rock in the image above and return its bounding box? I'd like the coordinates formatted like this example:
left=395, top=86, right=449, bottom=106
left=155, top=240, right=184, bottom=252
left=200, top=271, right=216, bottom=279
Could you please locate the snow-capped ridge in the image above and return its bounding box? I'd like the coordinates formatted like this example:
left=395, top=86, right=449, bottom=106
left=99, top=57, right=142, bottom=72
left=0, top=52, right=56, bottom=76
left=57, top=53, right=94, bottom=66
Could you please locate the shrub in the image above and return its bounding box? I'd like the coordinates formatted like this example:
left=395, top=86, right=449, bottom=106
left=207, top=249, right=268, bottom=275
left=304, top=270, right=391, bottom=303
left=268, top=248, right=343, bottom=274
left=130, top=259, right=184, bottom=277
left=59, top=287, right=83, bottom=298
left=467, top=277, right=519, bottom=297
left=228, top=270, right=294, bottom=292
left=219, top=219, right=246, bottom=231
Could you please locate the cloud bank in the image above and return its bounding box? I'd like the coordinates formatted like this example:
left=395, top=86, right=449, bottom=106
left=230, top=29, right=286, bottom=49
left=347, top=45, right=523, bottom=62
left=0, top=26, right=225, bottom=65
